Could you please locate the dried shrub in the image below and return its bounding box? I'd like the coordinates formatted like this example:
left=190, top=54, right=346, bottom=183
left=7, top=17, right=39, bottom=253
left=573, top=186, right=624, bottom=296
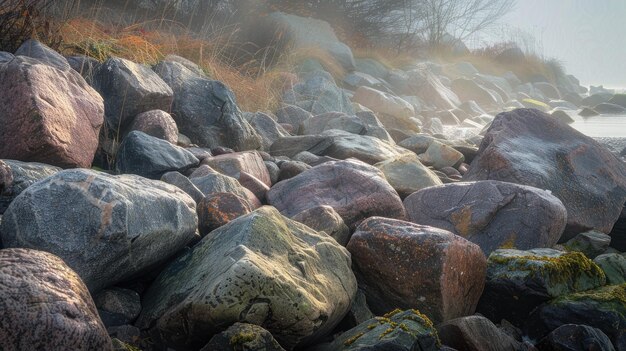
left=0, top=0, right=61, bottom=52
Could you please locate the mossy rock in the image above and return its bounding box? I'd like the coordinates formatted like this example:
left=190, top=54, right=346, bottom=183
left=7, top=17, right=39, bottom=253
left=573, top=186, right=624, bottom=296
left=200, top=323, right=284, bottom=351
left=594, top=253, right=626, bottom=285
left=310, top=309, right=440, bottom=351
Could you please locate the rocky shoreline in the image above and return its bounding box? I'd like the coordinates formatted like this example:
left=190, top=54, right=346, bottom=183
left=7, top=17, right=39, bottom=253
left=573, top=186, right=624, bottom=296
left=0, top=13, right=625, bottom=351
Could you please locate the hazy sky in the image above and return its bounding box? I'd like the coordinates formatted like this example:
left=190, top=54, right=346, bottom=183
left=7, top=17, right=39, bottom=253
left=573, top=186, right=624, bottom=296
left=498, top=0, right=626, bottom=88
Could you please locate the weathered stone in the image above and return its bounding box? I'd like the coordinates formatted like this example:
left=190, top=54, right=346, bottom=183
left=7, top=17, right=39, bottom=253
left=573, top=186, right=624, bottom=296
left=347, top=217, right=486, bottom=323
left=536, top=324, right=615, bottom=351
left=594, top=102, right=626, bottom=114
left=299, top=112, right=394, bottom=142
left=476, top=249, right=606, bottom=327
left=398, top=134, right=436, bottom=154
left=93, top=57, right=173, bottom=130
left=67, top=55, right=99, bottom=84
left=267, top=160, right=406, bottom=229
left=437, top=315, right=528, bottom=351
left=201, top=323, right=285, bottom=351
left=115, top=131, right=199, bottom=179
left=154, top=60, right=261, bottom=150
left=15, top=39, right=70, bottom=71
left=0, top=160, right=61, bottom=214
left=128, top=109, right=178, bottom=144
left=245, top=111, right=290, bottom=150
left=136, top=207, right=357, bottom=350
left=404, top=181, right=567, bottom=254
left=0, top=56, right=104, bottom=168
left=374, top=153, right=442, bottom=199
left=291, top=205, right=350, bottom=246
left=94, top=288, right=141, bottom=327
left=190, top=172, right=261, bottom=208
left=202, top=151, right=271, bottom=187
left=463, top=108, right=626, bottom=240
left=564, top=230, right=612, bottom=259
left=451, top=78, right=499, bottom=108
left=197, top=192, right=252, bottom=236
left=239, top=171, right=271, bottom=202
left=160, top=171, right=204, bottom=204
left=594, top=253, right=626, bottom=284
left=275, top=104, right=313, bottom=127
left=0, top=169, right=198, bottom=292
left=282, top=70, right=354, bottom=115
left=534, top=82, right=561, bottom=100
left=420, top=140, right=465, bottom=169
left=352, top=86, right=414, bottom=120
left=0, top=248, right=112, bottom=350
left=278, top=160, right=312, bottom=181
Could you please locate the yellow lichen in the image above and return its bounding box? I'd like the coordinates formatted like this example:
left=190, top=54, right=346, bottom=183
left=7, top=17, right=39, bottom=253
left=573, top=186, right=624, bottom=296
left=344, top=332, right=365, bottom=346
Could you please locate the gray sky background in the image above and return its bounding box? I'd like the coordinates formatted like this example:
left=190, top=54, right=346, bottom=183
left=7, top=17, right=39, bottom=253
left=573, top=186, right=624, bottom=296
left=495, top=0, right=626, bottom=88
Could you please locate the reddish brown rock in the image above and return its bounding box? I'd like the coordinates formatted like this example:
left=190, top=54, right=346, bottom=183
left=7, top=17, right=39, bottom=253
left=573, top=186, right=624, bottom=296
left=464, top=108, right=626, bottom=241
left=128, top=109, right=178, bottom=144
left=267, top=160, right=406, bottom=229
left=197, top=192, right=253, bottom=236
left=346, top=217, right=486, bottom=324
left=0, top=248, right=112, bottom=350
left=0, top=57, right=104, bottom=168
left=404, top=180, right=567, bottom=254
left=202, top=151, right=271, bottom=186
left=238, top=171, right=270, bottom=202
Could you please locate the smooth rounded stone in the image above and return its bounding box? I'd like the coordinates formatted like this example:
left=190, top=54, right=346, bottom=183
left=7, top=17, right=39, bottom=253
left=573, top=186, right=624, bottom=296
left=245, top=111, right=290, bottom=150
left=451, top=78, right=499, bottom=108
left=202, top=151, right=271, bottom=187
left=536, top=324, right=615, bottom=351
left=0, top=248, right=112, bottom=350
left=437, top=315, right=527, bottom=351
left=115, top=131, right=199, bottom=179
left=310, top=309, right=440, bottom=351
left=420, top=140, right=465, bottom=169
left=594, top=102, right=626, bottom=114
left=291, top=205, right=350, bottom=246
left=160, top=171, right=204, bottom=204
left=594, top=253, right=626, bottom=284
left=0, top=160, right=61, bottom=214
left=278, top=160, right=311, bottom=181
left=526, top=284, right=626, bottom=347
left=321, top=133, right=410, bottom=165
left=128, top=109, right=178, bottom=144
left=200, top=323, right=285, bottom=351
left=275, top=104, right=313, bottom=127
left=94, top=288, right=141, bottom=327
left=550, top=109, right=575, bottom=124
left=136, top=206, right=357, bottom=350
left=0, top=56, right=104, bottom=168
left=398, top=134, right=436, bottom=154
left=0, top=169, right=198, bottom=292
left=439, top=166, right=461, bottom=178
left=190, top=172, right=262, bottom=208
left=299, top=112, right=394, bottom=143
left=93, top=57, right=173, bottom=130
left=352, top=86, right=414, bottom=119
left=267, top=160, right=406, bottom=229
left=387, top=128, right=415, bottom=143
left=15, top=39, right=70, bottom=71
left=463, top=108, right=626, bottom=241
left=347, top=217, right=486, bottom=323
left=282, top=69, right=354, bottom=115
left=374, top=153, right=443, bottom=199
left=154, top=60, right=261, bottom=150
left=177, top=132, right=192, bottom=147
left=197, top=192, right=253, bottom=236
left=476, top=249, right=606, bottom=327
left=564, top=230, right=612, bottom=259
left=264, top=161, right=280, bottom=185
left=404, top=180, right=567, bottom=255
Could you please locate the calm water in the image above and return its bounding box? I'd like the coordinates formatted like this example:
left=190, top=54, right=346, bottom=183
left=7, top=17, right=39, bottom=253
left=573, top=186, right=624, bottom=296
left=569, top=113, right=626, bottom=138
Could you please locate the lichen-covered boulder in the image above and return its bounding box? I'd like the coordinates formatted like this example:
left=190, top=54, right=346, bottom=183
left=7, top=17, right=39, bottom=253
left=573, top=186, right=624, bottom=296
left=201, top=323, right=285, bottom=351
left=463, top=108, right=626, bottom=241
left=564, top=230, right=612, bottom=259
left=267, top=160, right=406, bottom=229
left=0, top=160, right=61, bottom=214
left=0, top=56, right=104, bottom=168
left=476, top=249, right=606, bottom=327
left=197, top=192, right=253, bottom=236
left=0, top=169, right=198, bottom=292
left=136, top=206, right=357, bottom=350
left=347, top=217, right=486, bottom=324
left=310, top=309, right=440, bottom=351
left=0, top=248, right=112, bottom=350
left=374, top=153, right=443, bottom=199
left=404, top=180, right=568, bottom=254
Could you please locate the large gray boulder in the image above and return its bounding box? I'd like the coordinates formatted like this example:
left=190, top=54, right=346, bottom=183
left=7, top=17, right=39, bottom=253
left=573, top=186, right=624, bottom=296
left=136, top=206, right=357, bottom=350
left=282, top=70, right=354, bottom=115
left=0, top=248, right=112, bottom=350
left=0, top=169, right=198, bottom=292
left=0, top=160, right=61, bottom=214
left=404, top=180, right=568, bottom=254
left=154, top=60, right=261, bottom=150
left=267, top=160, right=406, bottom=229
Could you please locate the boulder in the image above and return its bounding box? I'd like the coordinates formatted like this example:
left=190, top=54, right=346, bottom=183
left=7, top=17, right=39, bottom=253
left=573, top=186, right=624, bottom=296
left=415, top=71, right=461, bottom=110
left=127, top=109, right=178, bottom=144
left=354, top=58, right=389, bottom=80
left=275, top=104, right=313, bottom=127
left=94, top=288, right=141, bottom=327
left=299, top=112, right=394, bottom=143
left=0, top=160, right=61, bottom=214
left=201, top=323, right=285, bottom=351
left=437, top=315, right=528, bottom=351
left=374, top=153, right=442, bottom=199
left=160, top=171, right=205, bottom=203
left=451, top=78, right=499, bottom=108
left=550, top=110, right=575, bottom=124
left=0, top=169, right=198, bottom=292
left=536, top=324, right=615, bottom=351
left=267, top=160, right=406, bottom=229
left=581, top=93, right=612, bottom=108
left=197, top=192, right=253, bottom=236
left=463, top=108, right=626, bottom=240
left=347, top=217, right=486, bottom=323
left=476, top=249, right=606, bottom=327
left=15, top=39, right=70, bottom=71
left=136, top=207, right=357, bottom=350
left=420, top=140, right=465, bottom=169
left=526, top=284, right=626, bottom=347
left=93, top=57, right=173, bottom=130
left=189, top=171, right=261, bottom=208
left=404, top=181, right=567, bottom=255
left=291, top=205, right=350, bottom=246
left=282, top=70, right=354, bottom=115
left=563, top=231, right=612, bottom=259
left=607, top=94, right=626, bottom=109
left=0, top=56, right=104, bottom=168
left=594, top=102, right=626, bottom=114
left=0, top=248, right=112, bottom=350
left=578, top=107, right=599, bottom=117
left=352, top=86, right=415, bottom=120
left=154, top=60, right=261, bottom=150
left=533, top=82, right=561, bottom=100
left=310, top=309, right=440, bottom=351
left=115, top=131, right=199, bottom=179
left=202, top=151, right=271, bottom=187
left=594, top=253, right=626, bottom=284
left=67, top=55, right=99, bottom=84
left=245, top=111, right=290, bottom=150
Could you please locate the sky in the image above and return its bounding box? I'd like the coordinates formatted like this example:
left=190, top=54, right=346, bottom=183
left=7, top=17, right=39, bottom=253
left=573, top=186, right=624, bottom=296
left=493, top=0, right=626, bottom=88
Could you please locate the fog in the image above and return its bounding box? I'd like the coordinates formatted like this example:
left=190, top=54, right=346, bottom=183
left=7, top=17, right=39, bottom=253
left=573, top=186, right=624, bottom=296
left=502, top=0, right=626, bottom=89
